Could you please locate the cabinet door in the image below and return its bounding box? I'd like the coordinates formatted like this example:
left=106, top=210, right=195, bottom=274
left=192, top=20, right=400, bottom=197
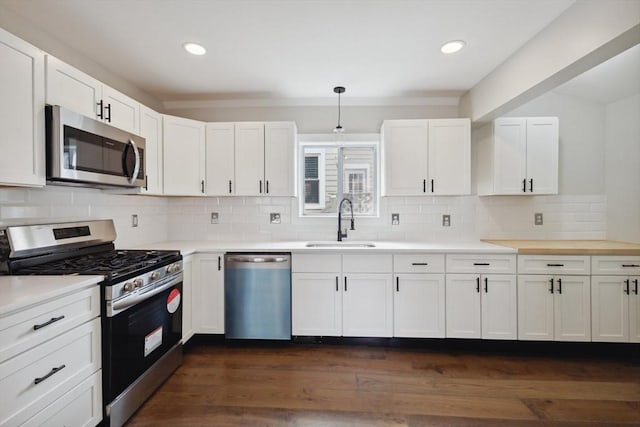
left=101, top=84, right=140, bottom=133
left=382, top=120, right=428, bottom=195
left=517, top=275, right=554, bottom=341
left=445, top=274, right=481, bottom=338
left=493, top=118, right=527, bottom=194
left=427, top=119, right=470, bottom=195
left=630, top=277, right=640, bottom=343
left=526, top=117, right=558, bottom=194
left=591, top=276, right=629, bottom=342
left=193, top=254, right=224, bottom=334
left=342, top=274, right=393, bottom=337
left=0, top=29, right=45, bottom=187
left=234, top=122, right=265, bottom=196
left=394, top=274, right=445, bottom=338
left=45, top=55, right=101, bottom=119
left=163, top=115, right=206, bottom=195
left=181, top=255, right=194, bottom=343
left=264, top=122, right=296, bottom=196
left=554, top=275, right=591, bottom=342
left=205, top=123, right=235, bottom=195
left=292, top=273, right=342, bottom=336
left=139, top=105, right=163, bottom=194
left=481, top=274, right=517, bottom=340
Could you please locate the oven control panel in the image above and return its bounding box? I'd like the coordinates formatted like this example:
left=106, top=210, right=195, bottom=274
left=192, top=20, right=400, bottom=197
left=105, top=262, right=182, bottom=301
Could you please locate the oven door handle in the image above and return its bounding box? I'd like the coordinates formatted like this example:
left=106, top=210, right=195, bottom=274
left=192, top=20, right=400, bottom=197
left=111, top=274, right=181, bottom=313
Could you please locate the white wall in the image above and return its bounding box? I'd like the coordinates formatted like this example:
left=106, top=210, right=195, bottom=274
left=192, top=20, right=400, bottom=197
left=0, top=186, right=169, bottom=248
left=605, top=93, right=640, bottom=242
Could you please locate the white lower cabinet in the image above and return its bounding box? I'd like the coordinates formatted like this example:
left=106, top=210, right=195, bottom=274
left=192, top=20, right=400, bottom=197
left=181, top=254, right=194, bottom=343
left=291, top=254, right=392, bottom=337
left=192, top=253, right=224, bottom=334
left=393, top=273, right=445, bottom=338
left=518, top=275, right=591, bottom=341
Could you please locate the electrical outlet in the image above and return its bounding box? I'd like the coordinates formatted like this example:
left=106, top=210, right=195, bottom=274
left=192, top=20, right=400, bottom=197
left=270, top=213, right=281, bottom=224
left=211, top=212, right=219, bottom=224
left=131, top=214, right=138, bottom=228
left=442, top=214, right=451, bottom=227
left=391, top=213, right=400, bottom=225
left=534, top=212, right=544, bottom=226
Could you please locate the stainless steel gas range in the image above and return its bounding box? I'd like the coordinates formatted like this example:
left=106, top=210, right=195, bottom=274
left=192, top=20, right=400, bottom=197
left=0, top=219, right=183, bottom=427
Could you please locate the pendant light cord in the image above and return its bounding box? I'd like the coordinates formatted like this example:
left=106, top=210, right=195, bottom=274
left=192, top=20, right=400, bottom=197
left=337, top=91, right=341, bottom=127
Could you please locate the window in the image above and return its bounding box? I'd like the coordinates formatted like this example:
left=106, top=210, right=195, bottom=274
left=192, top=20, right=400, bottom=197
left=299, top=136, right=378, bottom=217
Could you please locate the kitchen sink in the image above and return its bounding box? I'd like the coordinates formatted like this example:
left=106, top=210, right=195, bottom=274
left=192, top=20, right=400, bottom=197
left=305, top=241, right=376, bottom=248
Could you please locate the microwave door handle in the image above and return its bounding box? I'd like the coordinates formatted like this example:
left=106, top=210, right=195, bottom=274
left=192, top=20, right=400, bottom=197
left=128, top=139, right=140, bottom=183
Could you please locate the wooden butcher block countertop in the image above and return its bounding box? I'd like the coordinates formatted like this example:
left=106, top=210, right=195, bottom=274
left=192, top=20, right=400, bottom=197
left=482, top=240, right=640, bottom=255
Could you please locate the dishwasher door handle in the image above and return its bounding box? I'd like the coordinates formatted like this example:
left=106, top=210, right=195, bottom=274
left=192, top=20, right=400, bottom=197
left=226, top=255, right=289, bottom=263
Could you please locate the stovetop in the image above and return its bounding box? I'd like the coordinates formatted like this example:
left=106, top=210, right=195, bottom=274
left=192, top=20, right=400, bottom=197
left=12, top=249, right=181, bottom=281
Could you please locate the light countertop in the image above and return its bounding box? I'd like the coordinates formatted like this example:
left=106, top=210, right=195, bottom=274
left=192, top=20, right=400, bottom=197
left=133, top=240, right=517, bottom=256
left=483, top=240, right=640, bottom=255
left=0, top=275, right=103, bottom=316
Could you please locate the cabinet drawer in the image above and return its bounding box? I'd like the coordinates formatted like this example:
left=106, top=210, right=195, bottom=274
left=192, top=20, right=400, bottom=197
left=592, top=256, right=640, bottom=275
left=0, top=286, right=100, bottom=363
left=343, top=254, right=392, bottom=273
left=518, top=255, right=590, bottom=275
left=446, top=254, right=516, bottom=274
left=293, top=254, right=341, bottom=273
left=0, top=317, right=101, bottom=427
left=22, top=370, right=102, bottom=427
left=394, top=254, right=445, bottom=273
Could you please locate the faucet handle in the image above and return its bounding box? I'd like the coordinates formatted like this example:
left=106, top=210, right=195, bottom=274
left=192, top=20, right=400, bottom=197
left=350, top=218, right=355, bottom=230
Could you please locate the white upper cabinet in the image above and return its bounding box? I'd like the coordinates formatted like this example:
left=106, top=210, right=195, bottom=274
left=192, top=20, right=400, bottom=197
left=476, top=117, right=559, bottom=195
left=206, top=121, right=296, bottom=197
left=0, top=28, right=45, bottom=187
left=381, top=118, right=470, bottom=196
left=139, top=105, right=163, bottom=194
left=205, top=123, right=235, bottom=195
left=163, top=114, right=206, bottom=196
left=45, top=56, right=140, bottom=134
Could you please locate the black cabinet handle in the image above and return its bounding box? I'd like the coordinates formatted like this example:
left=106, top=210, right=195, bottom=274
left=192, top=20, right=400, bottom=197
left=33, top=315, right=65, bottom=331
left=529, top=178, right=533, bottom=192
left=549, top=278, right=554, bottom=294
left=218, top=256, right=221, bottom=271
left=396, top=276, right=399, bottom=292
left=201, top=180, right=205, bottom=194
left=473, top=263, right=490, bottom=266
left=144, top=175, right=148, bottom=191
left=431, top=179, right=434, bottom=193
left=344, top=276, right=347, bottom=292
left=336, top=276, right=339, bottom=292
left=624, top=279, right=630, bottom=295
left=547, top=264, right=564, bottom=267
left=622, top=264, right=640, bottom=268
left=484, top=277, right=488, bottom=293
left=423, top=179, right=426, bottom=193
left=411, top=262, right=428, bottom=266
left=557, top=278, right=562, bottom=294
left=522, top=178, right=526, bottom=192
left=34, top=364, right=66, bottom=385
left=266, top=180, right=269, bottom=194
left=634, top=279, right=638, bottom=295
left=476, top=277, right=480, bottom=293
left=259, top=180, right=263, bottom=194
left=229, top=180, right=232, bottom=194
left=97, top=100, right=103, bottom=119
left=104, top=103, right=111, bottom=122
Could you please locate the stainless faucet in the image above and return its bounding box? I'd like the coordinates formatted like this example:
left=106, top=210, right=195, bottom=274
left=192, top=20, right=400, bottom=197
left=337, top=198, right=355, bottom=241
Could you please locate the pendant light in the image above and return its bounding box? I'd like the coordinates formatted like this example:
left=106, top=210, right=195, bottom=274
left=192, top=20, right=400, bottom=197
left=333, top=86, right=345, bottom=133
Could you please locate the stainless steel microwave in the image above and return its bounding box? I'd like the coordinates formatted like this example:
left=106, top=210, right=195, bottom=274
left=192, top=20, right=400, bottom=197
left=46, top=105, right=145, bottom=188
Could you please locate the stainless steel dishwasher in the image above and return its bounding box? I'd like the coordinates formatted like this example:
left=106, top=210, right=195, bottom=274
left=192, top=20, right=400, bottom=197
left=224, top=253, right=291, bottom=339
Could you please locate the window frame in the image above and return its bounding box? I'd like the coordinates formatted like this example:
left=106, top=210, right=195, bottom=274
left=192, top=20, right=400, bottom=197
left=298, top=134, right=380, bottom=218
left=303, top=148, right=326, bottom=210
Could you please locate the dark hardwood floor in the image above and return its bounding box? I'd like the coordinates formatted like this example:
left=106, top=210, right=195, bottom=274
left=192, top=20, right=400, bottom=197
left=127, top=340, right=640, bottom=426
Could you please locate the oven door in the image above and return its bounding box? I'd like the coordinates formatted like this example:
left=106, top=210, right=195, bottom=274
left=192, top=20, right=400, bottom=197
left=103, top=278, right=182, bottom=403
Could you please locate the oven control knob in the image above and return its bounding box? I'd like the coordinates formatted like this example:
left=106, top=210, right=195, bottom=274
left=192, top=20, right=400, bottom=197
left=133, top=278, right=144, bottom=288
left=150, top=271, right=160, bottom=280
left=123, top=282, right=135, bottom=292
left=165, top=265, right=172, bottom=274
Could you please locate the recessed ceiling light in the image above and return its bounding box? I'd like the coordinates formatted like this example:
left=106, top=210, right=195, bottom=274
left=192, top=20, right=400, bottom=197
left=183, top=42, right=206, bottom=56
left=440, top=40, right=466, bottom=54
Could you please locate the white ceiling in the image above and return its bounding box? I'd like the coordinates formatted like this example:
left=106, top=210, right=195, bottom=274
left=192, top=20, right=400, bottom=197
left=1, top=0, right=577, bottom=104
left=554, top=43, right=640, bottom=105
